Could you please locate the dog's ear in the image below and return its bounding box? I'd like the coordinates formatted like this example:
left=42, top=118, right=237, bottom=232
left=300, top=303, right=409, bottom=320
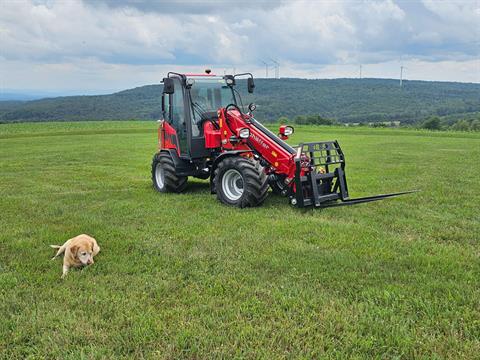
left=91, top=243, right=94, bottom=252
left=70, top=245, right=79, bottom=257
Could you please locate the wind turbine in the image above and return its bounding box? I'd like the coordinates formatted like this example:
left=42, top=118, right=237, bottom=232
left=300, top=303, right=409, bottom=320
left=270, top=59, right=280, bottom=79
left=260, top=60, right=269, bottom=78
left=400, top=65, right=406, bottom=87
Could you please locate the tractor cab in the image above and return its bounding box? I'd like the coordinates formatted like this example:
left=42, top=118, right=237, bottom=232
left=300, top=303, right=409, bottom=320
left=161, top=71, right=254, bottom=159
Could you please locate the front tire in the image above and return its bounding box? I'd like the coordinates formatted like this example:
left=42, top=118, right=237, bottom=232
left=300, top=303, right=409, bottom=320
left=269, top=174, right=288, bottom=195
left=151, top=152, right=187, bottom=193
left=214, top=156, right=269, bottom=208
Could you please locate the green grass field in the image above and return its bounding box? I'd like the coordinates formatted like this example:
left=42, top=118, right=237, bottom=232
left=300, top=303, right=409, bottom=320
left=1, top=121, right=479, bottom=359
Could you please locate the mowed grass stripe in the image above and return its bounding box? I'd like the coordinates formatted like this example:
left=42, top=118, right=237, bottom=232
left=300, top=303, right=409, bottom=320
left=0, top=121, right=479, bottom=358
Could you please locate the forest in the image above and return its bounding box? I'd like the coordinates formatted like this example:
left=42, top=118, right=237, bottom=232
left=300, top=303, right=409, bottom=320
left=1, top=78, right=479, bottom=125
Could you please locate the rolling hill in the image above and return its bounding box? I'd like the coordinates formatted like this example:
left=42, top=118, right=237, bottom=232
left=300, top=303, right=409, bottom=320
left=1, top=79, right=479, bottom=124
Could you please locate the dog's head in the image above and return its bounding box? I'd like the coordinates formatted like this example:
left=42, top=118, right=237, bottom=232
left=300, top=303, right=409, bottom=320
left=71, top=243, right=95, bottom=265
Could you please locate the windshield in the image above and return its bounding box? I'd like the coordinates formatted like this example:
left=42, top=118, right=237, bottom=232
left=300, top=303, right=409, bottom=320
left=188, top=77, right=236, bottom=123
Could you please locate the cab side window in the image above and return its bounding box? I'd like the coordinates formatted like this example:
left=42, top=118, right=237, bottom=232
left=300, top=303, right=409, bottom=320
left=163, top=94, right=170, bottom=121
left=171, top=80, right=185, bottom=131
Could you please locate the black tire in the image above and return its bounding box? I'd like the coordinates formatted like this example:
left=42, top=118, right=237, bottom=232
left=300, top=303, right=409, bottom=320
left=214, top=156, right=269, bottom=208
left=151, top=152, right=187, bottom=193
left=269, top=174, right=287, bottom=195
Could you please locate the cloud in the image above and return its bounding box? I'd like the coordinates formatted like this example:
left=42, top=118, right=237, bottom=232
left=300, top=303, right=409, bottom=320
left=91, top=0, right=286, bottom=14
left=0, top=0, right=478, bottom=92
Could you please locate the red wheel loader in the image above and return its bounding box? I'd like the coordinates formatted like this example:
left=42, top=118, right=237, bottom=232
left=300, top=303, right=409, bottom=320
left=151, top=70, right=415, bottom=208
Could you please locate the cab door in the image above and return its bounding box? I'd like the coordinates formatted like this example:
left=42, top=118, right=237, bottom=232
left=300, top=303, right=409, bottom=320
left=169, top=78, right=188, bottom=157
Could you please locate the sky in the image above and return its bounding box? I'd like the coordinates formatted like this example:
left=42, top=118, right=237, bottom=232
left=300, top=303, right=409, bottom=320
left=0, top=0, right=479, bottom=95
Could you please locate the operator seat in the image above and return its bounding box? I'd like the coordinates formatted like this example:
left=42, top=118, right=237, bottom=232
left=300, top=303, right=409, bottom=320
left=196, top=111, right=219, bottom=134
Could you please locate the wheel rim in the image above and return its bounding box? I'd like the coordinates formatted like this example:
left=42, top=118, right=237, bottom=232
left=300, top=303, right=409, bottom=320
left=222, top=169, right=244, bottom=201
left=155, top=163, right=165, bottom=189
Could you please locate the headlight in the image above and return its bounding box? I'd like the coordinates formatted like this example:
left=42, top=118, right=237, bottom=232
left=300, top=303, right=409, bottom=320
left=238, top=128, right=250, bottom=139
left=284, top=126, right=294, bottom=136
left=226, top=78, right=234, bottom=85
left=279, top=125, right=294, bottom=136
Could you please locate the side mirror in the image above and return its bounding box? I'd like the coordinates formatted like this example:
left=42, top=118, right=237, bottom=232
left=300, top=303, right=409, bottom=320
left=248, top=103, right=256, bottom=113
left=247, top=77, right=255, bottom=93
left=163, top=78, right=174, bottom=94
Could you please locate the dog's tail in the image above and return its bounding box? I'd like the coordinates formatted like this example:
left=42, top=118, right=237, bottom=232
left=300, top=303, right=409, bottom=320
left=50, top=244, right=64, bottom=260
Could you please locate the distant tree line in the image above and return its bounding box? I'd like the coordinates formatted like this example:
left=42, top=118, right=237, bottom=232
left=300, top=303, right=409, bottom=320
left=420, top=116, right=480, bottom=132
left=274, top=113, right=480, bottom=132
left=277, top=114, right=337, bottom=126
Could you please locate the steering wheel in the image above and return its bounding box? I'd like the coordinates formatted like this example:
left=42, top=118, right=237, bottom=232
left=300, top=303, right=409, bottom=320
left=225, top=103, right=243, bottom=114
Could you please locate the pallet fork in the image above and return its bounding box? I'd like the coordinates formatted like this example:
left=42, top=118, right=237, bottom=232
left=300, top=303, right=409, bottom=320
left=292, top=141, right=417, bottom=208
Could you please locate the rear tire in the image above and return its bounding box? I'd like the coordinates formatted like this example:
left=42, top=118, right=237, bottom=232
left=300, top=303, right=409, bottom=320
left=214, top=156, right=269, bottom=208
left=151, top=152, right=187, bottom=193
